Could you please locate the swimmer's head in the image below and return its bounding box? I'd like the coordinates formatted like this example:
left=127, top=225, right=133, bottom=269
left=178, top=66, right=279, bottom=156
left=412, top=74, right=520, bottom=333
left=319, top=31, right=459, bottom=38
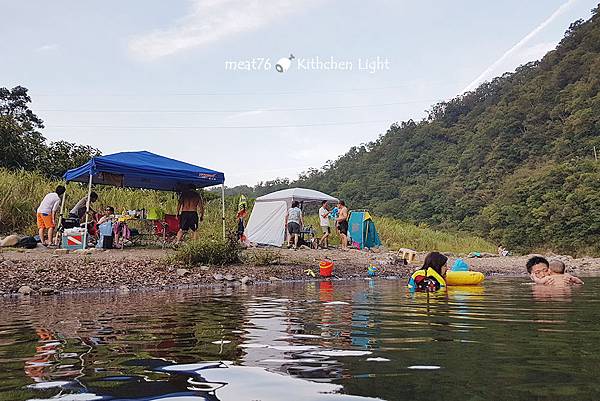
left=526, top=256, right=549, bottom=277
left=549, top=260, right=566, bottom=274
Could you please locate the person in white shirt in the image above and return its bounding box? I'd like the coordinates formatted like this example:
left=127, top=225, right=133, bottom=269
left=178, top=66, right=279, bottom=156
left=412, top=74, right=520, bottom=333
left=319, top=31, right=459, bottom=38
left=318, top=200, right=331, bottom=249
left=36, top=185, right=66, bottom=246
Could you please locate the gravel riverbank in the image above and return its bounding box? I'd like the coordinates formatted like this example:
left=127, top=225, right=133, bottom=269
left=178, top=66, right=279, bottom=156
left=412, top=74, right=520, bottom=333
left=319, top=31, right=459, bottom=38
left=1, top=246, right=598, bottom=295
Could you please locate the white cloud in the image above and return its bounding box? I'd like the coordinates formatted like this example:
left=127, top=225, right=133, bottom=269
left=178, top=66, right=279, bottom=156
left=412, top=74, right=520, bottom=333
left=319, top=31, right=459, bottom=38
left=129, top=0, right=323, bottom=60
left=462, top=0, right=578, bottom=93
left=36, top=43, right=59, bottom=52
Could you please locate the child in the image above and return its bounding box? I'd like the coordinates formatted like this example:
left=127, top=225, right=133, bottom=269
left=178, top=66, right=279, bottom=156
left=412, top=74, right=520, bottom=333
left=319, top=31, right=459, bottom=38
left=408, top=252, right=448, bottom=291
left=532, top=260, right=584, bottom=287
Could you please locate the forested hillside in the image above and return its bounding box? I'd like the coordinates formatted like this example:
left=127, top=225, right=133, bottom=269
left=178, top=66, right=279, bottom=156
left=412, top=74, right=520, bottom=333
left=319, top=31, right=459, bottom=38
left=294, top=7, right=600, bottom=255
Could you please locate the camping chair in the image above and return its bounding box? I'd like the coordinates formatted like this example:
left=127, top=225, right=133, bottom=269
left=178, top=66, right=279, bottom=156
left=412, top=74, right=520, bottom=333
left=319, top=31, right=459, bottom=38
left=153, top=214, right=180, bottom=244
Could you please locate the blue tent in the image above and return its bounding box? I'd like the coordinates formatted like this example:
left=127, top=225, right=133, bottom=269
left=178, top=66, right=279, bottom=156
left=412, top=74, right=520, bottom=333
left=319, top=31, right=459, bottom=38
left=62, top=151, right=226, bottom=242
left=348, top=210, right=382, bottom=250
left=63, top=151, right=225, bottom=191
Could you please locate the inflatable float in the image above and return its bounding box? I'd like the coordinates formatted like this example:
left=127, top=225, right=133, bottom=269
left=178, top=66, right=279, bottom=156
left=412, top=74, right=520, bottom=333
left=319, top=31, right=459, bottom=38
left=445, top=271, right=485, bottom=286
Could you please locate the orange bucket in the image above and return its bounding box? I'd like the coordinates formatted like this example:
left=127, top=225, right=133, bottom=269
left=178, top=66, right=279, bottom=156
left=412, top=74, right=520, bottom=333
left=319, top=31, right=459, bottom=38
left=319, top=260, right=334, bottom=277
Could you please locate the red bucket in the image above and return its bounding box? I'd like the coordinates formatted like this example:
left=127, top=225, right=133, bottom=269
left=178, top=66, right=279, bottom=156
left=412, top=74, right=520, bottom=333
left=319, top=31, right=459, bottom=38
left=319, top=260, right=334, bottom=277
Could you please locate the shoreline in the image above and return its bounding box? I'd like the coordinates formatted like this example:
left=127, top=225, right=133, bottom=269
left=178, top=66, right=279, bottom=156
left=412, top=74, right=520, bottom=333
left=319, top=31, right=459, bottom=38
left=1, top=247, right=598, bottom=296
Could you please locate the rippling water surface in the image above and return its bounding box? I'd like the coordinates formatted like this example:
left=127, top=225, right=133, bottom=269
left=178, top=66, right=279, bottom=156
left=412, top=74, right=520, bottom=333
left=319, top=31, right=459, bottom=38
left=1, top=277, right=599, bottom=401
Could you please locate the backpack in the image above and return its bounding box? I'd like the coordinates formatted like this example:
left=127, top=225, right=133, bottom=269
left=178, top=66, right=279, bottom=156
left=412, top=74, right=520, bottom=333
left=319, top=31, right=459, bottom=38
left=17, top=236, right=38, bottom=249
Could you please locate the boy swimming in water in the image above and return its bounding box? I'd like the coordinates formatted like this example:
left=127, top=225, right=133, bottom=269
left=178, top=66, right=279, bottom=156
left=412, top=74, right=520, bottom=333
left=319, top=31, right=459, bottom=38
left=529, top=258, right=584, bottom=286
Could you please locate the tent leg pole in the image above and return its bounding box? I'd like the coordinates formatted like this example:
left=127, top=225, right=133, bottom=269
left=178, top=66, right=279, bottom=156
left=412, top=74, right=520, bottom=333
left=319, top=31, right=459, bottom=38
left=57, top=184, right=67, bottom=247
left=83, top=173, right=93, bottom=249
left=221, top=184, right=226, bottom=240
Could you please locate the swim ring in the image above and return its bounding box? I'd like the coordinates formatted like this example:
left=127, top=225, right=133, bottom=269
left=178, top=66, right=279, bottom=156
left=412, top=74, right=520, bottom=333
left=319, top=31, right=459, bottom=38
left=446, top=271, right=485, bottom=286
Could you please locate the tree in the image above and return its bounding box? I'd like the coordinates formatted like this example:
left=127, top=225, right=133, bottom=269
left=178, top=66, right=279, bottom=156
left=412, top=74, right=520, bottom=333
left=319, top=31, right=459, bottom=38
left=0, top=86, right=101, bottom=178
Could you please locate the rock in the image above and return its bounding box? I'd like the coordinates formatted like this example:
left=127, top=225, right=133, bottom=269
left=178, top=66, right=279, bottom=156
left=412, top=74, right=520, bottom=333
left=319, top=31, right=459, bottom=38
left=39, top=287, right=55, bottom=295
left=299, top=245, right=310, bottom=250
left=213, top=273, right=224, bottom=281
left=200, top=265, right=210, bottom=271
left=240, top=276, right=253, bottom=285
left=176, top=268, right=190, bottom=277
left=118, top=285, right=130, bottom=293
left=74, top=249, right=93, bottom=255
left=0, top=234, right=20, bottom=247
left=1, top=260, right=16, bottom=269
left=18, top=285, right=33, bottom=295
left=54, top=248, right=69, bottom=255
left=269, top=276, right=282, bottom=282
left=224, top=274, right=235, bottom=281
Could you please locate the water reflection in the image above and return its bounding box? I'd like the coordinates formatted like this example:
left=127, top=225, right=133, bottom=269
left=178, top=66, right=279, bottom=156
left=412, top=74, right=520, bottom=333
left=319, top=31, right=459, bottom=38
left=1, top=277, right=599, bottom=400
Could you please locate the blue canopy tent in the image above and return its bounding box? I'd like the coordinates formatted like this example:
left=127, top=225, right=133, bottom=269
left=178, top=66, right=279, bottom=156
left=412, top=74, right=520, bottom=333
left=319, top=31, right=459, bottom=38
left=62, top=151, right=226, bottom=243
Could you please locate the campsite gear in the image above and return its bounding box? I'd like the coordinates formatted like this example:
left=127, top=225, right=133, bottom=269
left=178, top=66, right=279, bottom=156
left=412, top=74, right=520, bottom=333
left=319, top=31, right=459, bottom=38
left=153, top=214, right=180, bottom=241
left=96, top=222, right=114, bottom=249
left=319, top=260, right=334, bottom=277
left=451, top=259, right=469, bottom=272
left=305, top=269, right=316, bottom=278
left=398, top=248, right=417, bottom=264
left=59, top=217, right=80, bottom=230
left=61, top=228, right=87, bottom=250
left=408, top=268, right=447, bottom=292
left=245, top=188, right=338, bottom=247
left=348, top=211, right=382, bottom=250
left=147, top=208, right=165, bottom=220
left=446, top=271, right=485, bottom=286
left=17, top=236, right=37, bottom=249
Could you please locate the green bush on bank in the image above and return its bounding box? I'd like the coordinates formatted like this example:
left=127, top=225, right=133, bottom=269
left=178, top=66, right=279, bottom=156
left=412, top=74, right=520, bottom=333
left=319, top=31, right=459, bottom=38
left=169, top=235, right=242, bottom=266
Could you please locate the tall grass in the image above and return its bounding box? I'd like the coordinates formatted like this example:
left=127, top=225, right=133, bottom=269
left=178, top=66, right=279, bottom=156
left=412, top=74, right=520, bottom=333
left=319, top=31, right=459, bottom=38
left=0, top=168, right=238, bottom=236
left=1, top=169, right=495, bottom=254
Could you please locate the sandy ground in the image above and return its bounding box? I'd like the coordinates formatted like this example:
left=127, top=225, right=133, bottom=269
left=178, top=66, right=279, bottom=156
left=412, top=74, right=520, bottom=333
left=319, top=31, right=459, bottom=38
left=1, top=245, right=599, bottom=295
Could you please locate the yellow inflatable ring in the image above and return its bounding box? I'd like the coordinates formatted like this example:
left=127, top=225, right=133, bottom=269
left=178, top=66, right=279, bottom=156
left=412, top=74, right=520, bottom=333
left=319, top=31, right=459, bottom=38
left=446, top=271, right=485, bottom=286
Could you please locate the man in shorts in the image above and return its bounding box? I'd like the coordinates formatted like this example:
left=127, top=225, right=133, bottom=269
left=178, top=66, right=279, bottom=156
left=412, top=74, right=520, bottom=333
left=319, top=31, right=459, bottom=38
left=36, top=185, right=66, bottom=246
left=336, top=200, right=349, bottom=250
left=176, top=185, right=204, bottom=243
left=285, top=201, right=303, bottom=249
left=318, top=200, right=331, bottom=249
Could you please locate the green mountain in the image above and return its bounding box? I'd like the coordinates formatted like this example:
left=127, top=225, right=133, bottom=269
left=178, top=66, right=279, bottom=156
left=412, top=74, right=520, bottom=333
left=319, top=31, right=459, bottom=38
left=295, top=7, right=600, bottom=256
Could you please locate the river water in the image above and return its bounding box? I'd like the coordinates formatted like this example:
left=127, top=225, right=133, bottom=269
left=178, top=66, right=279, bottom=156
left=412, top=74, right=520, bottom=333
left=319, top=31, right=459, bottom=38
left=1, top=277, right=599, bottom=401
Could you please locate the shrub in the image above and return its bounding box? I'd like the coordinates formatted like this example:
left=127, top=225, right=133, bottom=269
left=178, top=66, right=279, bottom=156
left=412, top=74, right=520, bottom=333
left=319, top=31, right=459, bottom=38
left=169, top=235, right=241, bottom=266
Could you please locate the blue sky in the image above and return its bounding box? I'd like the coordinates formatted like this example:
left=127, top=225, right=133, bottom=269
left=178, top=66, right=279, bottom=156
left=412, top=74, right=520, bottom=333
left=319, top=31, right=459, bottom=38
left=1, top=0, right=597, bottom=186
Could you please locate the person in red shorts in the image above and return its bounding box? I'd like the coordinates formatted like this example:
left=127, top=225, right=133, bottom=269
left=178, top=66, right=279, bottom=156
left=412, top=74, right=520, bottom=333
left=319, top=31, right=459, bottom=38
left=36, top=185, right=66, bottom=246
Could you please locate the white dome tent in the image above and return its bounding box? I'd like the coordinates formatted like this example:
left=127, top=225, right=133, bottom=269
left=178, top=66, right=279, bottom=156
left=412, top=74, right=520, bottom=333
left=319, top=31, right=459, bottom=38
left=245, top=188, right=338, bottom=247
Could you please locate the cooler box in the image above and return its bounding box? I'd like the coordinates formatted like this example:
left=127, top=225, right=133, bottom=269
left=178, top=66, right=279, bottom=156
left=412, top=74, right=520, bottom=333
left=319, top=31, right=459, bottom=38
left=61, top=228, right=87, bottom=250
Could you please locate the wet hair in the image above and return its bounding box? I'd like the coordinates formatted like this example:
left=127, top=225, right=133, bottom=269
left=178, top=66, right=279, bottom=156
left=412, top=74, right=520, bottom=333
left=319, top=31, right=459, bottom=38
left=549, top=260, right=566, bottom=274
left=90, top=192, right=98, bottom=201
left=526, top=256, right=549, bottom=273
left=291, top=201, right=299, bottom=208
left=422, top=252, right=448, bottom=275
left=338, top=200, right=345, bottom=206
left=55, top=185, right=66, bottom=196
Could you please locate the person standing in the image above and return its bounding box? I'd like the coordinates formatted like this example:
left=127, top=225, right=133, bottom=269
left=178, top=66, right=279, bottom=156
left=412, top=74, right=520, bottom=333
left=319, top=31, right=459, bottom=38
left=176, top=185, right=204, bottom=243
left=36, top=185, right=66, bottom=246
left=318, top=200, right=331, bottom=249
left=336, top=200, right=349, bottom=250
left=285, top=201, right=303, bottom=249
